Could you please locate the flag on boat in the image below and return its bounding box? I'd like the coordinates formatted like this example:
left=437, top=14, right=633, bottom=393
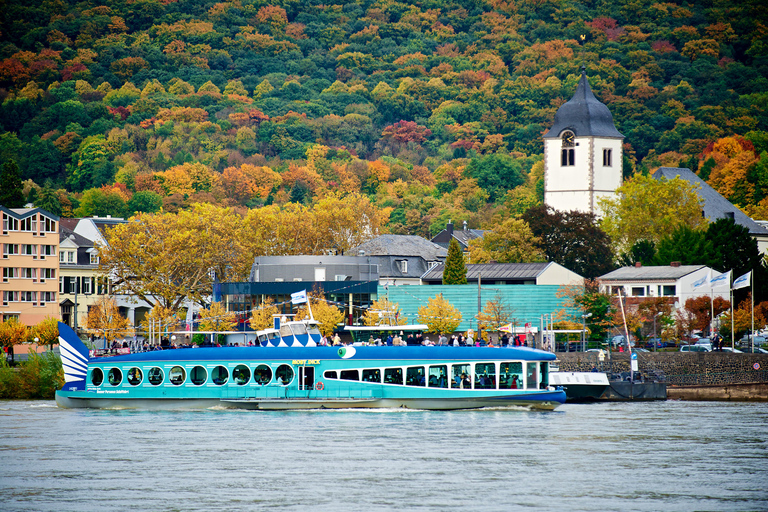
left=691, top=271, right=710, bottom=290
left=291, top=289, right=308, bottom=304
left=709, top=270, right=731, bottom=288
left=732, top=271, right=751, bottom=290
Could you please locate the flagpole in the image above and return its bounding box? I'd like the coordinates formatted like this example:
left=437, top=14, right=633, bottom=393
left=751, top=272, right=755, bottom=353
left=730, top=286, right=734, bottom=351
left=617, top=289, right=633, bottom=382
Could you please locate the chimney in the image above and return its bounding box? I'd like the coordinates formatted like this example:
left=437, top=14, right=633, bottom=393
left=447, top=220, right=453, bottom=237
left=670, top=261, right=681, bottom=267
left=635, top=262, right=642, bottom=268
left=726, top=211, right=735, bottom=221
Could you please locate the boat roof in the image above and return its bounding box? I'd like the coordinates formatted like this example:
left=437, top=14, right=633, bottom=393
left=95, top=345, right=557, bottom=363
left=344, top=325, right=428, bottom=332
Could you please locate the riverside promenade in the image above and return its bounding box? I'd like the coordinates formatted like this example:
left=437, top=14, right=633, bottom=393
left=556, top=351, right=768, bottom=401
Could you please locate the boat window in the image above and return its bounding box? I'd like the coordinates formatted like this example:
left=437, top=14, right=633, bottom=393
left=540, top=362, right=549, bottom=387
left=323, top=370, right=338, bottom=379
left=127, top=367, right=143, bottom=386
left=451, top=364, right=471, bottom=389
left=526, top=362, right=538, bottom=390
left=428, top=365, right=448, bottom=388
left=475, top=363, right=496, bottom=389
left=291, top=323, right=308, bottom=336
left=148, top=367, right=163, bottom=385
left=212, top=365, right=229, bottom=385
left=500, top=362, right=523, bottom=389
left=307, top=324, right=321, bottom=336
left=275, top=364, right=293, bottom=385
left=254, top=364, right=272, bottom=385
left=279, top=325, right=293, bottom=338
left=384, top=368, right=403, bottom=385
left=362, top=369, right=381, bottom=383
left=108, top=368, right=122, bottom=386
left=268, top=331, right=280, bottom=342
left=233, top=364, right=250, bottom=385
left=90, top=367, right=104, bottom=386
left=406, top=366, right=425, bottom=386
left=258, top=334, right=267, bottom=344
left=169, top=366, right=186, bottom=385
left=340, top=369, right=359, bottom=381
left=190, top=366, right=207, bottom=386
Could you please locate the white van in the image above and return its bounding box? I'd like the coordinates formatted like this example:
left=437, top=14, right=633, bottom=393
left=680, top=344, right=710, bottom=352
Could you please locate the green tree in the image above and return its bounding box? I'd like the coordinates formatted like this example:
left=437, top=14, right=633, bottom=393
left=126, top=190, right=162, bottom=214
left=522, top=205, right=614, bottom=279
left=654, top=225, right=714, bottom=266
left=0, top=160, right=24, bottom=207
left=706, top=218, right=768, bottom=302
left=618, top=240, right=657, bottom=267
left=465, top=153, right=524, bottom=202
left=443, top=238, right=467, bottom=284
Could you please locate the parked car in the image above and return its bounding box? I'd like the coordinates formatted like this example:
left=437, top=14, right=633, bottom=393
left=720, top=347, right=743, bottom=353
left=680, top=344, right=711, bottom=352
left=740, top=346, right=768, bottom=354
left=695, top=338, right=713, bottom=351
left=739, top=335, right=767, bottom=346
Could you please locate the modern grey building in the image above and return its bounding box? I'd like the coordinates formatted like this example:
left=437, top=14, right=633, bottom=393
left=351, top=234, right=447, bottom=285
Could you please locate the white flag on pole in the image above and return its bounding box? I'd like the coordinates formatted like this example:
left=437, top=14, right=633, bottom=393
left=291, top=289, right=308, bottom=304
left=691, top=271, right=710, bottom=290
left=708, top=270, right=731, bottom=288
left=732, top=271, right=751, bottom=290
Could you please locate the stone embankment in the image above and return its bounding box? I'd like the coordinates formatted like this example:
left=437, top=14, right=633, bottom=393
left=556, top=351, right=768, bottom=401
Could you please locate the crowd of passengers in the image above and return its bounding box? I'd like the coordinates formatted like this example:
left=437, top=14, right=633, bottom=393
left=98, top=332, right=532, bottom=355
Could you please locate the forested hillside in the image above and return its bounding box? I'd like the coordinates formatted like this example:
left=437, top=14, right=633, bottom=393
left=1, top=0, right=768, bottom=237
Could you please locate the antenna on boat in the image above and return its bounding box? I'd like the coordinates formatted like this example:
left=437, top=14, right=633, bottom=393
left=616, top=288, right=634, bottom=382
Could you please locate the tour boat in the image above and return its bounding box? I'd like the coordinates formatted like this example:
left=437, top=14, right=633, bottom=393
left=55, top=321, right=566, bottom=410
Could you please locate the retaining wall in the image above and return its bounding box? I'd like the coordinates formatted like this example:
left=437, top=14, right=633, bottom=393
left=556, top=352, right=768, bottom=386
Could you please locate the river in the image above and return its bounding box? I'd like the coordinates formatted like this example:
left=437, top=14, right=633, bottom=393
left=1, top=400, right=766, bottom=511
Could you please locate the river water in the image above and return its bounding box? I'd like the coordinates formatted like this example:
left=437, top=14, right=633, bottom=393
left=1, top=400, right=766, bottom=511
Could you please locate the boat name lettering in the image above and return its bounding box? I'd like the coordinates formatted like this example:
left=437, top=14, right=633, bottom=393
left=95, top=389, right=130, bottom=394
left=292, top=359, right=320, bottom=365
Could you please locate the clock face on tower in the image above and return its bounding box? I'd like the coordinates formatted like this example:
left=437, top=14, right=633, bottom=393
left=562, top=131, right=575, bottom=147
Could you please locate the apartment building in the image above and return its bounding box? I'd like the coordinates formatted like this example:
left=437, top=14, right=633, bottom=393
left=1, top=206, right=60, bottom=325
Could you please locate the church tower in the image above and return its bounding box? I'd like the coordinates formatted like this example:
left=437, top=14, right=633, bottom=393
left=543, top=67, right=623, bottom=216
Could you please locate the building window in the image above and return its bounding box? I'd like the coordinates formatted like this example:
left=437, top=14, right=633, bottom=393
left=561, top=131, right=575, bottom=166
left=603, top=148, right=612, bottom=167
left=661, top=285, right=676, bottom=296
left=21, top=244, right=37, bottom=257
left=41, top=268, right=55, bottom=282
left=41, top=245, right=55, bottom=257
left=43, top=217, right=56, bottom=232
left=90, top=253, right=99, bottom=265
left=82, top=277, right=92, bottom=294
left=3, top=215, right=18, bottom=232
left=3, top=267, right=18, bottom=282
left=3, top=291, right=19, bottom=305
left=20, top=217, right=33, bottom=231
left=399, top=260, right=408, bottom=273
left=40, top=291, right=55, bottom=304
left=21, top=268, right=36, bottom=280
left=59, top=276, right=64, bottom=293
left=3, top=244, right=19, bottom=257
left=20, top=291, right=35, bottom=302
left=631, top=287, right=646, bottom=297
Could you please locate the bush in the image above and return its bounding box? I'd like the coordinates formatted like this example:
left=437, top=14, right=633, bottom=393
left=0, top=351, right=63, bottom=399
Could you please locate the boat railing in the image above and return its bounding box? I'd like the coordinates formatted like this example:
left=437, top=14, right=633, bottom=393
left=221, top=386, right=382, bottom=401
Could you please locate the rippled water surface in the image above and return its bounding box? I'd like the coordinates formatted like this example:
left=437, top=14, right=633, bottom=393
left=1, top=400, right=767, bottom=511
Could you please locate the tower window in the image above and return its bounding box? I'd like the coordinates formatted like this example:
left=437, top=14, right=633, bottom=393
left=603, top=148, right=612, bottom=167
left=561, top=149, right=575, bottom=166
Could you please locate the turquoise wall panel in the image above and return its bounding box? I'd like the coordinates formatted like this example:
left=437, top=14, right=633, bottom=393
left=379, top=284, right=576, bottom=333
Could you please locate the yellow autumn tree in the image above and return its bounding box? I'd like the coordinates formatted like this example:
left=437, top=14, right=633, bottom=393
left=599, top=173, right=707, bottom=254
left=417, top=293, right=462, bottom=334
left=139, top=304, right=179, bottom=342
left=296, top=290, right=344, bottom=336
left=476, top=294, right=514, bottom=334
left=249, top=297, right=280, bottom=331
left=86, top=296, right=133, bottom=343
left=198, top=302, right=237, bottom=332
left=468, top=217, right=545, bottom=263
left=0, top=317, right=30, bottom=362
left=31, top=316, right=60, bottom=349
left=362, top=297, right=408, bottom=326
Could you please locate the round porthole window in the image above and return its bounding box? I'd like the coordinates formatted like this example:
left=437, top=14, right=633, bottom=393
left=211, top=365, right=229, bottom=385
left=90, top=367, right=104, bottom=386
left=127, top=367, right=143, bottom=386
left=169, top=366, right=186, bottom=385
left=274, top=364, right=294, bottom=386
left=148, top=367, right=163, bottom=386
left=108, top=368, right=122, bottom=386
left=190, top=365, right=207, bottom=386
left=254, top=364, right=272, bottom=385
left=233, top=364, right=250, bottom=385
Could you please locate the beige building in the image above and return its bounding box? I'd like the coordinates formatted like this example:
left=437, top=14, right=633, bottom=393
left=1, top=206, right=60, bottom=325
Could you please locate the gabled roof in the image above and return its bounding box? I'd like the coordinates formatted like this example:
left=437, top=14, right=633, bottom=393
left=352, top=234, right=447, bottom=260
left=59, top=227, right=94, bottom=247
left=0, top=205, right=60, bottom=221
left=543, top=67, right=624, bottom=139
left=599, top=265, right=705, bottom=281
left=422, top=262, right=552, bottom=281
left=652, top=167, right=768, bottom=236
